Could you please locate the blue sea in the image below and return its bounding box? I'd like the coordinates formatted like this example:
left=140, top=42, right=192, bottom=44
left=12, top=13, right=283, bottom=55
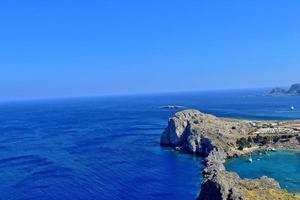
left=0, top=89, right=300, bottom=200
left=225, top=151, right=300, bottom=193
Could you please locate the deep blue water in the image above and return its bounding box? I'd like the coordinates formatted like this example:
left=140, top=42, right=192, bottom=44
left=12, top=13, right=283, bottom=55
left=225, top=151, right=300, bottom=193
left=0, top=89, right=300, bottom=199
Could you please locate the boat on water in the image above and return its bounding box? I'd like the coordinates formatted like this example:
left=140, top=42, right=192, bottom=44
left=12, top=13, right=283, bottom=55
left=248, top=154, right=253, bottom=163
left=290, top=106, right=295, bottom=111
left=271, top=147, right=276, bottom=152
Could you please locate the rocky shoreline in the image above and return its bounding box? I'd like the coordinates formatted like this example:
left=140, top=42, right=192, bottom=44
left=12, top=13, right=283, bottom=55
left=160, top=109, right=300, bottom=200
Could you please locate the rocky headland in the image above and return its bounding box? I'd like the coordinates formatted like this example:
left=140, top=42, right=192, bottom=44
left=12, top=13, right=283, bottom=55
left=269, top=83, right=300, bottom=96
left=160, top=109, right=300, bottom=200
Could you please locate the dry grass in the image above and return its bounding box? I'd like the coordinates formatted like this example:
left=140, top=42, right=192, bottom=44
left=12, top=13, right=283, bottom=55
left=244, top=189, right=300, bottom=200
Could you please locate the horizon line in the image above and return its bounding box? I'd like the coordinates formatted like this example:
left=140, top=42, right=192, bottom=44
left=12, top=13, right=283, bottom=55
left=0, top=86, right=279, bottom=104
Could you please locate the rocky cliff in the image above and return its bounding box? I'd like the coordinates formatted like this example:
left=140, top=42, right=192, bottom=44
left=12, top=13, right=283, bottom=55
left=160, top=110, right=216, bottom=156
left=161, top=109, right=300, bottom=200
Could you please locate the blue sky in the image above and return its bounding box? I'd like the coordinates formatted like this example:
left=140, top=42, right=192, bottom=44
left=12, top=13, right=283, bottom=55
left=1, top=0, right=300, bottom=100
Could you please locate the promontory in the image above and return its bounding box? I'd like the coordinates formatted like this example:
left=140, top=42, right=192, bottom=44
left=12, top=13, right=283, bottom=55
left=160, top=109, right=300, bottom=200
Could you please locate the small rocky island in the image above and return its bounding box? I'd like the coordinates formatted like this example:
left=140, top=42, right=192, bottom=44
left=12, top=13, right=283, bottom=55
left=269, top=83, right=300, bottom=95
left=160, top=109, right=300, bottom=200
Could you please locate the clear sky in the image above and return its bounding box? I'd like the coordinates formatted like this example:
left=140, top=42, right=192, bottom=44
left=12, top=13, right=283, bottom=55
left=1, top=0, right=300, bottom=100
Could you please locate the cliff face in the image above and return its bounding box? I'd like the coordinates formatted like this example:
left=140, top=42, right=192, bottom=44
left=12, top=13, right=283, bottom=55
left=269, top=83, right=300, bottom=95
left=161, top=109, right=300, bottom=200
left=160, top=110, right=216, bottom=156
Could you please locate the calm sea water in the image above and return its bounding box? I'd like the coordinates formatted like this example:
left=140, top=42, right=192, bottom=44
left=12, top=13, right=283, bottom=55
left=0, top=89, right=300, bottom=199
left=225, top=151, right=300, bottom=193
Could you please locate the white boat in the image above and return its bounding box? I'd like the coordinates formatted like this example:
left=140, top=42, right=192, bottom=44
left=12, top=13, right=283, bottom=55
left=290, top=106, right=295, bottom=111
left=248, top=154, right=253, bottom=163
left=271, top=148, right=276, bottom=152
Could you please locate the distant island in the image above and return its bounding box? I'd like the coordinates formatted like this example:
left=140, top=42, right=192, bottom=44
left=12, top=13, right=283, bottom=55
left=269, top=83, right=300, bottom=95
left=159, top=105, right=185, bottom=109
left=161, top=109, right=300, bottom=200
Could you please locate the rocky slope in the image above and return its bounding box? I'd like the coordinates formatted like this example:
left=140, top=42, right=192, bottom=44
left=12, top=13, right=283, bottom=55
left=161, top=109, right=300, bottom=200
left=269, top=83, right=300, bottom=95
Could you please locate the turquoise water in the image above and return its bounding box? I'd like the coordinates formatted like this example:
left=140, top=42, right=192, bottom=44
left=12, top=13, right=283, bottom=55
left=225, top=151, right=300, bottom=193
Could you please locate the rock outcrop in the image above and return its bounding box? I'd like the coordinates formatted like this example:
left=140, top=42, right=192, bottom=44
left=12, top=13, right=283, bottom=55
left=161, top=109, right=300, bottom=200
left=160, top=109, right=198, bottom=146
left=160, top=110, right=216, bottom=156
left=198, top=148, right=245, bottom=200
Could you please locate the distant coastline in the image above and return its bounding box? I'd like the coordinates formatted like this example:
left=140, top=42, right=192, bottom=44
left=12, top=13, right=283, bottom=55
left=269, top=83, right=300, bottom=96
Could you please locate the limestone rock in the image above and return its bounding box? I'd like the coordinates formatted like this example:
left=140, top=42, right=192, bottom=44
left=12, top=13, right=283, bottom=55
left=160, top=109, right=202, bottom=145
left=199, top=171, right=246, bottom=200
left=160, top=109, right=218, bottom=156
